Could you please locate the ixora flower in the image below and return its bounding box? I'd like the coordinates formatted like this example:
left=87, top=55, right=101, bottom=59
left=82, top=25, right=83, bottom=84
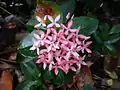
left=30, top=13, right=92, bottom=75
left=47, top=14, right=61, bottom=28
left=34, top=15, right=47, bottom=28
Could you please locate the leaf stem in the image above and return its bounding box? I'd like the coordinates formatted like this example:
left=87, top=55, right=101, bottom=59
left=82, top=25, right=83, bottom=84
left=0, top=7, right=12, bottom=15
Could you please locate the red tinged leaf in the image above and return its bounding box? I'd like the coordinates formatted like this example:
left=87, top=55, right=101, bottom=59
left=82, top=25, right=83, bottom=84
left=0, top=71, right=13, bottom=90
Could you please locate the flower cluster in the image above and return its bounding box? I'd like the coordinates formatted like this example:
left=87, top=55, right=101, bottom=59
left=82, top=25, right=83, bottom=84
left=30, top=14, right=92, bottom=75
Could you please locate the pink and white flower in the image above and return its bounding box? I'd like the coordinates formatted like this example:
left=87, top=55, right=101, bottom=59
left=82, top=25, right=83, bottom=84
left=47, top=15, right=61, bottom=28
left=34, top=15, right=47, bottom=28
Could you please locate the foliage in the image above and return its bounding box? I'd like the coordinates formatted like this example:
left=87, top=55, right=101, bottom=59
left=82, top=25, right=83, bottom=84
left=15, top=0, right=120, bottom=90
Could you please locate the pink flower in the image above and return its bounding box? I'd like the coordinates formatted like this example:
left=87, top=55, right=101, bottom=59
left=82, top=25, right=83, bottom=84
left=36, top=59, right=47, bottom=70
left=45, top=35, right=59, bottom=52
left=61, top=20, right=78, bottom=35
left=77, top=41, right=92, bottom=53
left=34, top=15, right=47, bottom=28
left=47, top=15, right=61, bottom=28
left=32, top=14, right=92, bottom=75
left=63, top=44, right=79, bottom=59
left=30, top=30, right=46, bottom=55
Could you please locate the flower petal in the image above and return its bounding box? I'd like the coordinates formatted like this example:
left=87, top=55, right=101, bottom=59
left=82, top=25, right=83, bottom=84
left=30, top=46, right=36, bottom=50
left=66, top=12, right=70, bottom=19
left=43, top=63, right=47, bottom=70
left=85, top=48, right=92, bottom=53
left=37, top=48, right=40, bottom=55
left=82, top=61, right=87, bottom=65
left=72, top=52, right=79, bottom=57
left=71, top=67, right=76, bottom=72
left=55, top=23, right=60, bottom=27
left=47, top=45, right=52, bottom=52
left=49, top=64, right=52, bottom=71
left=69, top=29, right=78, bottom=33
left=86, top=41, right=92, bottom=46
left=36, top=16, right=42, bottom=22
left=42, top=23, right=46, bottom=27
left=61, top=24, right=67, bottom=29
left=36, top=60, right=41, bottom=63
left=44, top=15, right=47, bottom=21
left=68, top=20, right=73, bottom=28
left=34, top=23, right=41, bottom=28
left=55, top=14, right=60, bottom=22
left=34, top=34, right=41, bottom=39
left=48, top=15, right=54, bottom=22
left=47, top=23, right=54, bottom=28
left=55, top=68, right=59, bottom=75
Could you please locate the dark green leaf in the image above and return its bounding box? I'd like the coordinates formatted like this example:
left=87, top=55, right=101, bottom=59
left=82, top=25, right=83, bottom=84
left=16, top=80, right=37, bottom=90
left=59, top=0, right=76, bottom=21
left=105, top=34, right=120, bottom=44
left=104, top=44, right=117, bottom=56
left=109, top=24, right=120, bottom=34
left=19, top=46, right=37, bottom=58
left=64, top=71, right=74, bottom=84
left=93, top=32, right=103, bottom=44
left=43, top=70, right=54, bottom=81
left=20, top=60, right=39, bottom=80
left=83, top=84, right=96, bottom=90
left=80, top=0, right=102, bottom=9
left=72, top=16, right=99, bottom=35
left=99, top=23, right=110, bottom=41
left=53, top=70, right=64, bottom=85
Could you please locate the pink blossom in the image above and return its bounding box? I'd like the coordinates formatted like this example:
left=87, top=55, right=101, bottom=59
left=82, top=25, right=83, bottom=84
left=34, top=15, right=47, bottom=28
left=47, top=15, right=61, bottom=28
left=77, top=40, right=92, bottom=53
left=61, top=20, right=78, bottom=35
left=31, top=14, right=92, bottom=75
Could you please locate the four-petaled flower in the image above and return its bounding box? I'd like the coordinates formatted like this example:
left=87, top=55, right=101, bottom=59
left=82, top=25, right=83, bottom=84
left=61, top=20, right=78, bottom=35
left=34, top=15, right=47, bottom=28
left=47, top=15, right=61, bottom=28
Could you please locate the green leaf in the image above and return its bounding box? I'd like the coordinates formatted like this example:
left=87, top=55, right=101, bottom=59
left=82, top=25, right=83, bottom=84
left=104, top=44, right=117, bottom=56
left=105, top=34, right=120, bottom=44
left=99, top=23, right=110, bottom=41
left=64, top=71, right=74, bottom=84
left=19, top=46, right=37, bottom=58
left=16, top=80, right=37, bottom=90
left=109, top=24, right=120, bottom=34
left=20, top=60, right=39, bottom=80
left=43, top=70, right=54, bottom=81
left=83, top=84, right=96, bottom=90
left=53, top=70, right=64, bottom=85
left=19, top=30, right=37, bottom=49
left=59, top=0, right=76, bottom=21
left=93, top=32, right=103, bottom=44
left=72, top=16, right=99, bottom=35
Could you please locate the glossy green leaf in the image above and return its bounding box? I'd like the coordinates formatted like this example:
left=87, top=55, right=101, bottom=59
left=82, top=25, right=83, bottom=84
left=93, top=32, right=103, bottom=44
left=16, top=80, right=37, bottom=90
left=109, top=24, right=120, bottom=34
left=99, top=23, right=110, bottom=41
left=19, top=30, right=37, bottom=49
left=53, top=70, right=64, bottom=85
left=105, top=34, right=120, bottom=44
left=104, top=44, right=117, bottom=56
left=20, top=60, right=39, bottom=80
left=43, top=70, right=54, bottom=81
left=19, top=46, right=37, bottom=58
left=72, top=16, right=99, bottom=35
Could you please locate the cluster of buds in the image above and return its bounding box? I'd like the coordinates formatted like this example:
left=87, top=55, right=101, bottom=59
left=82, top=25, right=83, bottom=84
left=30, top=13, right=92, bottom=75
